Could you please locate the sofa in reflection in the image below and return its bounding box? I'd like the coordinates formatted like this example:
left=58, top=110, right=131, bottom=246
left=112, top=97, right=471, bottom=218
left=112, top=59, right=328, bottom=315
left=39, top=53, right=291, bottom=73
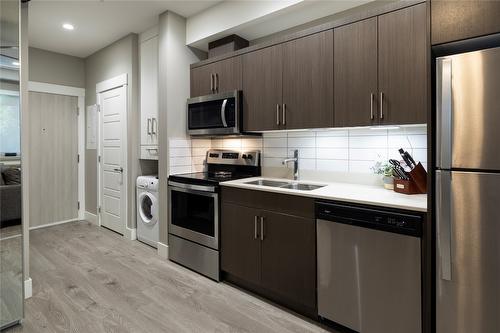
left=0, top=165, right=21, bottom=228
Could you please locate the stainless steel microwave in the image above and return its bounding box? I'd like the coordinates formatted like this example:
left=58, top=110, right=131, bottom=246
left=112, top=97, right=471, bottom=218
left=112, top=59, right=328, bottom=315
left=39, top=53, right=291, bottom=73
left=187, top=90, right=241, bottom=136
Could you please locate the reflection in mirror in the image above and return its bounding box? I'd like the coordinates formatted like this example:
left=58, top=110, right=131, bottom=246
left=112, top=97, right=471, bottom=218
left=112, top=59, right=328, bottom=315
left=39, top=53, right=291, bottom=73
left=0, top=0, right=24, bottom=329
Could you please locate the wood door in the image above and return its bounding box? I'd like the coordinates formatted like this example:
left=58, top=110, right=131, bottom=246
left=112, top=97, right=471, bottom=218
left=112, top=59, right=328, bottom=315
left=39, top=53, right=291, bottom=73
left=99, top=86, right=127, bottom=235
left=378, top=3, right=427, bottom=125
left=140, top=35, right=158, bottom=145
left=242, top=44, right=283, bottom=131
left=334, top=18, right=378, bottom=127
left=283, top=30, right=334, bottom=129
left=29, top=92, right=78, bottom=228
left=260, top=211, right=316, bottom=310
left=190, top=64, right=213, bottom=97
left=212, top=56, right=242, bottom=94
left=431, top=0, right=500, bottom=45
left=221, top=203, right=261, bottom=285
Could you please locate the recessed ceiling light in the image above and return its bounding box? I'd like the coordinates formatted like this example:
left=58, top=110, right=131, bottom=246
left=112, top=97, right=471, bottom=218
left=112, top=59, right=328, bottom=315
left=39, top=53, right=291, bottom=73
left=62, top=23, right=74, bottom=31
left=12, top=61, right=20, bottom=66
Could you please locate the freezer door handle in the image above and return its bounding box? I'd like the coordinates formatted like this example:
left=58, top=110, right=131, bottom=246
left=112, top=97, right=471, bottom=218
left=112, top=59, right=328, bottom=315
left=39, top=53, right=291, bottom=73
left=436, top=170, right=452, bottom=281
left=436, top=58, right=453, bottom=169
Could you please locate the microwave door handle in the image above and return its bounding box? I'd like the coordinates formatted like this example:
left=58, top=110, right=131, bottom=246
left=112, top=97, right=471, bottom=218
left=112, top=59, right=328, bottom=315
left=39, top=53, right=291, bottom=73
left=221, top=99, right=228, bottom=127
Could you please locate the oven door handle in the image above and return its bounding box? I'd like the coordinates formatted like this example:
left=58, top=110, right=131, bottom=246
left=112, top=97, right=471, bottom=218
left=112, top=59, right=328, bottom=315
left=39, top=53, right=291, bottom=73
left=168, top=180, right=216, bottom=193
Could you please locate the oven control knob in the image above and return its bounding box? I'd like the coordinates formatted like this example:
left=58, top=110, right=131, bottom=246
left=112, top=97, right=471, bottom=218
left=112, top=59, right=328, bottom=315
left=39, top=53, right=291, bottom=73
left=242, top=154, right=247, bottom=159
left=246, top=154, right=253, bottom=160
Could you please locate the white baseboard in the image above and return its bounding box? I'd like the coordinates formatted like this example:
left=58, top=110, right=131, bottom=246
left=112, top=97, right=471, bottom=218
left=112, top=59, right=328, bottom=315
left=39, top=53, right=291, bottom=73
left=157, top=241, right=169, bottom=259
left=29, top=218, right=78, bottom=231
left=24, top=278, right=32, bottom=299
left=126, top=227, right=137, bottom=240
left=84, top=211, right=98, bottom=225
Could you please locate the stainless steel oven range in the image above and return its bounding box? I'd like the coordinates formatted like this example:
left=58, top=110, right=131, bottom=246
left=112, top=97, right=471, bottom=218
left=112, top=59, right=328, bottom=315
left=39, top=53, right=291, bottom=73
left=167, top=149, right=261, bottom=281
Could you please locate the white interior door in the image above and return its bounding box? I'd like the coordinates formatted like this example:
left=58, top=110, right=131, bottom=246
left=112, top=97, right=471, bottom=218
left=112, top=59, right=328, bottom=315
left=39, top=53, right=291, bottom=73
left=99, top=85, right=127, bottom=235
left=29, top=91, right=78, bottom=228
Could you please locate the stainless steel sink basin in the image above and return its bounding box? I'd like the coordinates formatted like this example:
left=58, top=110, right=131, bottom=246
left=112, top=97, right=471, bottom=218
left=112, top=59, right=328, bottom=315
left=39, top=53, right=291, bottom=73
left=245, top=179, right=290, bottom=187
left=280, top=183, right=326, bottom=191
left=244, top=179, right=326, bottom=191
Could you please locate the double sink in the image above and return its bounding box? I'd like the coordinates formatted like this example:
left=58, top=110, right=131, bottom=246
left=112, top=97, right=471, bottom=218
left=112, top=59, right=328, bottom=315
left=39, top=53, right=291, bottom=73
left=244, top=179, right=326, bottom=191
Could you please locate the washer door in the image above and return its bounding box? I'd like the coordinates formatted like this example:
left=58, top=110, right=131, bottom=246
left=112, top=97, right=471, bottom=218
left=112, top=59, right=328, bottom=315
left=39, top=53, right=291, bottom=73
left=138, top=192, right=158, bottom=225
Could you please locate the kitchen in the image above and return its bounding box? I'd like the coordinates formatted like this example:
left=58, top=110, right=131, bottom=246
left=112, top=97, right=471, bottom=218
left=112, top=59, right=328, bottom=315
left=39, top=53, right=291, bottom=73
left=1, top=0, right=499, bottom=332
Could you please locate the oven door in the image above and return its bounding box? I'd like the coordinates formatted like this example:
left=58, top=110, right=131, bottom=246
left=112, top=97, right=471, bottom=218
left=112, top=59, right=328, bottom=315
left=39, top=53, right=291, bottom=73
left=168, top=182, right=219, bottom=250
left=187, top=90, right=240, bottom=136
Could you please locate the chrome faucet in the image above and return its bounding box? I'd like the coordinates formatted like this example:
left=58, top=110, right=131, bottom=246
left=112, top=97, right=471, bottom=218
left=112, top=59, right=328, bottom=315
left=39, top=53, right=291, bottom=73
left=282, top=149, right=299, bottom=181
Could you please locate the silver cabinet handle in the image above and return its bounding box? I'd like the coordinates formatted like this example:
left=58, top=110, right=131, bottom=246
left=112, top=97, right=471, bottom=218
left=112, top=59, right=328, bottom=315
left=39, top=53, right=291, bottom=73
left=210, top=73, right=214, bottom=93
left=147, top=118, right=152, bottom=135
left=276, top=104, right=280, bottom=125
left=215, top=73, right=219, bottom=93
left=254, top=216, right=258, bottom=240
left=152, top=117, right=157, bottom=134
left=370, top=93, right=374, bottom=120
left=221, top=99, right=228, bottom=127
left=436, top=170, right=452, bottom=281
left=260, top=216, right=265, bottom=241
left=113, top=167, right=123, bottom=173
left=282, top=103, right=286, bottom=125
left=379, top=92, right=384, bottom=119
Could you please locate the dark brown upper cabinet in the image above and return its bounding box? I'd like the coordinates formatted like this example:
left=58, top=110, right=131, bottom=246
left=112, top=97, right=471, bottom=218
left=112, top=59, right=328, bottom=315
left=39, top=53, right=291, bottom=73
left=282, top=30, right=334, bottom=129
left=190, top=56, right=242, bottom=97
left=378, top=3, right=427, bottom=125
left=334, top=17, right=378, bottom=127
left=242, top=44, right=283, bottom=131
left=431, top=0, right=500, bottom=45
left=243, top=31, right=334, bottom=131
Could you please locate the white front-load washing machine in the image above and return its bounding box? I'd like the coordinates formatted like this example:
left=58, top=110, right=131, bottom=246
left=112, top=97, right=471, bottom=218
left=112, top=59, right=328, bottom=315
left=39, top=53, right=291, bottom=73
left=136, top=175, right=159, bottom=248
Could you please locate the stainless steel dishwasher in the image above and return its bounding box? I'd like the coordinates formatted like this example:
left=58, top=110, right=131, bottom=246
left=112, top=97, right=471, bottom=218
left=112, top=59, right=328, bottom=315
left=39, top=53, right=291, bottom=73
left=316, top=202, right=422, bottom=333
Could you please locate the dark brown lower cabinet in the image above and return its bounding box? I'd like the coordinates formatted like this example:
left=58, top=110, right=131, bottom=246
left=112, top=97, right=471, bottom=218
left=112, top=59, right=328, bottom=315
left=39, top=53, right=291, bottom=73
left=221, top=188, right=317, bottom=318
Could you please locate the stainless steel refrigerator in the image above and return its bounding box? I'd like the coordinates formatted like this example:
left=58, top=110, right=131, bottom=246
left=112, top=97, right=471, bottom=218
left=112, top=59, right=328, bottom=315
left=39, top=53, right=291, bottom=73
left=436, top=47, right=500, bottom=333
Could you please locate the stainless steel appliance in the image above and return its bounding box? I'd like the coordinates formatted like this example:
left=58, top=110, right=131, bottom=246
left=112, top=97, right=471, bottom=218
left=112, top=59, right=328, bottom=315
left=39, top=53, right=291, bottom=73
left=316, top=202, right=422, bottom=333
left=168, top=149, right=260, bottom=281
left=436, top=46, right=500, bottom=333
left=187, top=90, right=241, bottom=136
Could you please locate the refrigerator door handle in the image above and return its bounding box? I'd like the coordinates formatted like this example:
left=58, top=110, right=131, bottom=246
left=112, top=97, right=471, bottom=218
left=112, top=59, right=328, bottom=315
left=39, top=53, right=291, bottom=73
left=436, top=58, right=453, bottom=169
left=436, top=170, right=452, bottom=281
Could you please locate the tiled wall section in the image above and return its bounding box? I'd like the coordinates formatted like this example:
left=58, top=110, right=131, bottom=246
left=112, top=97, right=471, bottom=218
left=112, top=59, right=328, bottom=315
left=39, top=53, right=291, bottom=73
left=168, top=125, right=427, bottom=175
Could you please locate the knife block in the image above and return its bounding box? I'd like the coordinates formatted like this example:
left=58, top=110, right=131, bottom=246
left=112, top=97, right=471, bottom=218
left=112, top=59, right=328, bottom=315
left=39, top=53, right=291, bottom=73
left=393, top=163, right=427, bottom=195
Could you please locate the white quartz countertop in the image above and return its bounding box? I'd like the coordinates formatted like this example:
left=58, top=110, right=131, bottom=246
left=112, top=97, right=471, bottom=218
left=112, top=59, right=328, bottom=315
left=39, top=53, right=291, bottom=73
left=221, top=177, right=427, bottom=212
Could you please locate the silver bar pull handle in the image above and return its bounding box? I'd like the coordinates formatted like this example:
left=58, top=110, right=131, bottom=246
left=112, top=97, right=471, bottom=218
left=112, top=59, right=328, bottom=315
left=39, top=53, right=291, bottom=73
left=436, top=170, right=452, bottom=281
left=221, top=99, right=228, bottom=127
left=370, top=93, right=374, bottom=120
left=282, top=103, right=286, bottom=126
left=276, top=104, right=280, bottom=125
left=215, top=73, right=219, bottom=93
left=113, top=167, right=123, bottom=173
left=152, top=117, right=157, bottom=134
left=210, top=73, right=214, bottom=93
left=379, top=92, right=384, bottom=119
left=254, top=216, right=258, bottom=240
left=436, top=58, right=452, bottom=169
left=147, top=118, right=152, bottom=135
left=260, top=216, right=265, bottom=241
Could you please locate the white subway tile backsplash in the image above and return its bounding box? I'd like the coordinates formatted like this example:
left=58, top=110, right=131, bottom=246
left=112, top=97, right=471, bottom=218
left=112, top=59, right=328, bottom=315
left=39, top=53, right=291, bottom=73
left=316, top=136, right=348, bottom=148
left=298, top=159, right=316, bottom=170
left=316, top=148, right=348, bottom=160
left=263, top=147, right=288, bottom=158
left=169, top=138, right=190, bottom=148
left=263, top=157, right=284, bottom=168
left=169, top=147, right=191, bottom=157
left=242, top=137, right=263, bottom=149
left=316, top=129, right=349, bottom=137
left=170, top=156, right=192, bottom=167
left=317, top=159, right=349, bottom=172
left=387, top=134, right=427, bottom=149
left=169, top=166, right=192, bottom=175
left=192, top=147, right=209, bottom=157
left=288, top=147, right=316, bottom=159
left=349, top=160, right=376, bottom=173
left=264, top=137, right=287, bottom=148
left=349, top=135, right=387, bottom=149
left=287, top=131, right=315, bottom=137
left=191, top=138, right=212, bottom=148
left=287, top=137, right=316, bottom=148
left=349, top=148, right=388, bottom=161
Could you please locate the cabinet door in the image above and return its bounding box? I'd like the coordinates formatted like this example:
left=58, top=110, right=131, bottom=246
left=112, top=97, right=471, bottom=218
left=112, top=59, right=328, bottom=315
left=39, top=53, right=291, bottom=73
left=283, top=30, right=334, bottom=129
left=190, top=64, right=213, bottom=97
left=260, top=211, right=316, bottom=310
left=242, top=44, right=283, bottom=131
left=334, top=18, right=378, bottom=127
left=221, top=203, right=261, bottom=285
left=432, top=0, right=500, bottom=45
left=378, top=3, right=427, bottom=125
left=140, top=36, right=158, bottom=145
left=212, top=56, right=242, bottom=94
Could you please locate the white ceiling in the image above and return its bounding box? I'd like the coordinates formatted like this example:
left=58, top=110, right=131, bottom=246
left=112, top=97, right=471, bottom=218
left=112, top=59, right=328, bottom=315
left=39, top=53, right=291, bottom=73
left=28, top=0, right=222, bottom=58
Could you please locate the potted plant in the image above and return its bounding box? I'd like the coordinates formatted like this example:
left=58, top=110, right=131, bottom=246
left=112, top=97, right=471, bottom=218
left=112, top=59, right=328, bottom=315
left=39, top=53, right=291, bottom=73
left=371, top=161, right=394, bottom=190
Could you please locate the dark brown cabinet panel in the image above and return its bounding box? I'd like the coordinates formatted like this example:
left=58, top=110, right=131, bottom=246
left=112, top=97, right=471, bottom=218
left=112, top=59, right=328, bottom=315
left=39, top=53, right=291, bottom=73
left=431, top=0, right=500, bottom=45
left=190, top=57, right=242, bottom=97
left=334, top=18, right=378, bottom=127
left=378, top=3, right=427, bottom=125
left=221, top=203, right=261, bottom=285
left=260, top=211, right=316, bottom=310
left=242, top=45, right=283, bottom=131
left=283, top=30, right=334, bottom=129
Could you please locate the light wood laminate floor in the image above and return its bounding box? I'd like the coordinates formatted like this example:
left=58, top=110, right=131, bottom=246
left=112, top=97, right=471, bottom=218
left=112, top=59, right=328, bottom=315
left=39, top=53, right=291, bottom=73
left=8, top=221, right=336, bottom=333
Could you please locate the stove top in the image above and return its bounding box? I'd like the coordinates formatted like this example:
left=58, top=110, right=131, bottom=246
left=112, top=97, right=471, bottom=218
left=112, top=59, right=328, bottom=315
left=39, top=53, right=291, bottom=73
left=168, top=149, right=261, bottom=187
